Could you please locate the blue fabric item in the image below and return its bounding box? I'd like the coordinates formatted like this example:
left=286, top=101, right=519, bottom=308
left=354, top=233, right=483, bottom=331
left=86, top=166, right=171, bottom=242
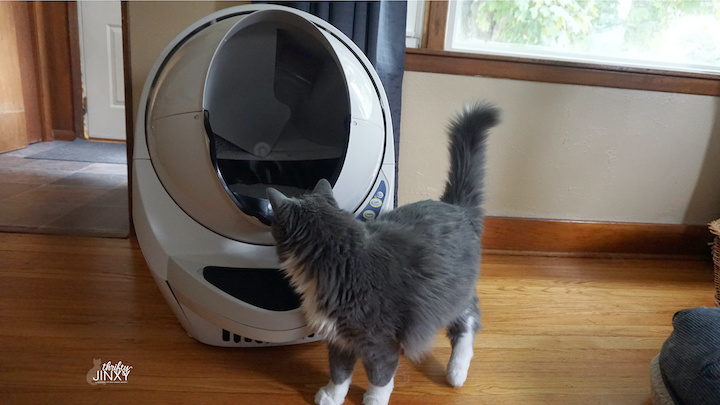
left=659, top=307, right=720, bottom=405
left=267, top=1, right=406, bottom=207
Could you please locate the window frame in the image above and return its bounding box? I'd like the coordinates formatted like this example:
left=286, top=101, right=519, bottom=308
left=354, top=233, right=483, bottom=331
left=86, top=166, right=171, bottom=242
left=405, top=1, right=720, bottom=96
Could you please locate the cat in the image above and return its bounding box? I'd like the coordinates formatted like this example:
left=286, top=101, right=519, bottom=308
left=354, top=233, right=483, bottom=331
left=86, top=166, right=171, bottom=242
left=266, top=103, right=500, bottom=405
left=86, top=358, right=101, bottom=386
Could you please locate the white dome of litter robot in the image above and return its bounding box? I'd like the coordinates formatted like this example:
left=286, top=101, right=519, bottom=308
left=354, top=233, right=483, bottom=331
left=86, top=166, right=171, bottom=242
left=137, top=5, right=391, bottom=246
left=132, top=5, right=395, bottom=346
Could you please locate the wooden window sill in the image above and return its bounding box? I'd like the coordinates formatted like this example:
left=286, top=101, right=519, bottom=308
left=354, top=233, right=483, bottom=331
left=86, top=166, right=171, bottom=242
left=405, top=48, right=720, bottom=96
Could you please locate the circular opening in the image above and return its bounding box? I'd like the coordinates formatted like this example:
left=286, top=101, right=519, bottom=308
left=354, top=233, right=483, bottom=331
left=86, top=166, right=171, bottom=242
left=203, top=11, right=350, bottom=225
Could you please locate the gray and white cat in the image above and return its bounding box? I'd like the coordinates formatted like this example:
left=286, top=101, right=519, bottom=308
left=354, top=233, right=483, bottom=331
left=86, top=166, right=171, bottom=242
left=267, top=103, right=500, bottom=405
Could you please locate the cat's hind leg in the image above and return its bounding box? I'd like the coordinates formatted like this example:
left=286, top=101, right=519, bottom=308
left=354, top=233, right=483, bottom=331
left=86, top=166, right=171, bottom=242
left=446, top=297, right=481, bottom=387
left=361, top=345, right=400, bottom=405
left=315, top=344, right=356, bottom=405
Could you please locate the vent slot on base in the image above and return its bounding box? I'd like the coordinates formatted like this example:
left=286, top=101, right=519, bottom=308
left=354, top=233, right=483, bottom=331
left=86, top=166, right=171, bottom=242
left=203, top=266, right=301, bottom=311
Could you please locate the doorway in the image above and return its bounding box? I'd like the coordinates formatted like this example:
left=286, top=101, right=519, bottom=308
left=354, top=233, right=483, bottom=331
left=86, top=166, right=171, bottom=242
left=0, top=1, right=129, bottom=237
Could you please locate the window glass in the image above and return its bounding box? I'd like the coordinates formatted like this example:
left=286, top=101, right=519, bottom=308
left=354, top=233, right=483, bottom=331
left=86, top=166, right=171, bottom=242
left=446, top=0, right=720, bottom=74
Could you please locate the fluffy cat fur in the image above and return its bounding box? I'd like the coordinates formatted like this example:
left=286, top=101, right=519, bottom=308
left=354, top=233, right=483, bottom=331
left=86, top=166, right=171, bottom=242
left=267, top=103, right=500, bottom=405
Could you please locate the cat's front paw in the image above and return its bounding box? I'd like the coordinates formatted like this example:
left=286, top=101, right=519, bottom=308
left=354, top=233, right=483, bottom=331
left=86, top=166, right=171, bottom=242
left=362, top=395, right=390, bottom=405
left=315, top=388, right=342, bottom=405
left=315, top=380, right=349, bottom=405
left=447, top=340, right=473, bottom=387
left=362, top=380, right=393, bottom=405
left=446, top=364, right=469, bottom=387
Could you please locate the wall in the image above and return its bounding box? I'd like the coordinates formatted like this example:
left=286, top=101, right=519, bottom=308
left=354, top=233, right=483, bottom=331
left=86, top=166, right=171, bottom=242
left=400, top=72, right=720, bottom=225
left=126, top=2, right=720, bottom=226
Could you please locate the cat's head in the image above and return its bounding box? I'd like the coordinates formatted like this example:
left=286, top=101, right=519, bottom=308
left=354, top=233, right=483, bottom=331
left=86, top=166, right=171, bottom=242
left=266, top=179, right=339, bottom=248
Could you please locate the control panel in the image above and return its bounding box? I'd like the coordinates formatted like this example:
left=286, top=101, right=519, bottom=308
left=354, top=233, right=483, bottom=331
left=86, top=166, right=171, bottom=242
left=357, top=180, right=386, bottom=221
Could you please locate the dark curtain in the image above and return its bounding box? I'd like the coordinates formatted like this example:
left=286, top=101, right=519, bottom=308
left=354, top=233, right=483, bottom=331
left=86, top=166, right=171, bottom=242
left=267, top=1, right=406, bottom=206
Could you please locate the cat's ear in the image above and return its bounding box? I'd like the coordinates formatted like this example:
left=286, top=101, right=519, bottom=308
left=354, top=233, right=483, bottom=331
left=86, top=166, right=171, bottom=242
left=266, top=187, right=289, bottom=210
left=313, top=179, right=336, bottom=204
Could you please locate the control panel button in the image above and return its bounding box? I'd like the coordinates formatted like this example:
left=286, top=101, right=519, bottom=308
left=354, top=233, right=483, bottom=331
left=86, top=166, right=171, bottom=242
left=357, top=180, right=386, bottom=222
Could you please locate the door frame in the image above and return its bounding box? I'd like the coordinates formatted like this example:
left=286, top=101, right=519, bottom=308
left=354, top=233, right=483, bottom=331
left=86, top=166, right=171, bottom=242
left=15, top=1, right=134, bottom=234
left=17, top=1, right=83, bottom=143
left=121, top=1, right=134, bottom=234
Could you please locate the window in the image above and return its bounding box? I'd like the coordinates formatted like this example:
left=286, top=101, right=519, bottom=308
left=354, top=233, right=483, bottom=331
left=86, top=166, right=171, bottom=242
left=446, top=0, right=720, bottom=75
left=406, top=0, right=426, bottom=48
left=405, top=0, right=720, bottom=96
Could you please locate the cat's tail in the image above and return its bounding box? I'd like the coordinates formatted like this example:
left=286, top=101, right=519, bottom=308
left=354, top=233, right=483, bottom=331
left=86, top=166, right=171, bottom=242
left=440, top=102, right=500, bottom=233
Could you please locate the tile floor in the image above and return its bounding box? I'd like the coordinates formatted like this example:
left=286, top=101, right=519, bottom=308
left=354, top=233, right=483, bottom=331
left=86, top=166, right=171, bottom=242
left=0, top=141, right=129, bottom=237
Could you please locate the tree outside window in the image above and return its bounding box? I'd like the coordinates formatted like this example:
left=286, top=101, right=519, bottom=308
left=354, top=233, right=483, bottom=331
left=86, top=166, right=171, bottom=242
left=448, top=0, right=720, bottom=73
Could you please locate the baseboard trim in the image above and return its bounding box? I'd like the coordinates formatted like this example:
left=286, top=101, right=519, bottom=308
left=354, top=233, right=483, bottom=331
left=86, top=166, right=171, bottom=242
left=482, top=217, right=713, bottom=258
left=51, top=129, right=76, bottom=141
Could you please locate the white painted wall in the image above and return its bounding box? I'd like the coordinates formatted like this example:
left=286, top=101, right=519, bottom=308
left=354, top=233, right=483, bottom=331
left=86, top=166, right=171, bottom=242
left=400, top=72, right=720, bottom=225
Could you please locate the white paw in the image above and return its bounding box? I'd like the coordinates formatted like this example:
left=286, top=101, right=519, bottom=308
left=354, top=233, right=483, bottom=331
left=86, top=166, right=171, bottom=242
left=363, top=393, right=391, bottom=405
left=315, top=380, right=350, bottom=405
left=315, top=389, right=341, bottom=405
left=447, top=333, right=474, bottom=387
left=446, top=362, right=469, bottom=387
left=362, top=396, right=388, bottom=405
left=363, top=379, right=393, bottom=405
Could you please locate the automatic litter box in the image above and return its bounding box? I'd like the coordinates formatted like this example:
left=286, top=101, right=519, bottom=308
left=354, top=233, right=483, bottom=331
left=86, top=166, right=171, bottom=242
left=132, top=5, right=395, bottom=346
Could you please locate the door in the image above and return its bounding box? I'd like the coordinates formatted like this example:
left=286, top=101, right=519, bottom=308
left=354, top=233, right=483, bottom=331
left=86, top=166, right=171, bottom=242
left=0, top=2, right=29, bottom=154
left=77, top=0, right=126, bottom=141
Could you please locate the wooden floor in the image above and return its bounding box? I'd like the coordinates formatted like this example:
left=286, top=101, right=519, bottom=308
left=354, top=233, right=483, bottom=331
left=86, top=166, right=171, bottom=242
left=0, top=232, right=714, bottom=404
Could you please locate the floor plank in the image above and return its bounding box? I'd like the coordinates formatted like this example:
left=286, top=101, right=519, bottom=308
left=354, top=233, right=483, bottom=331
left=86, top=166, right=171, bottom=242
left=0, top=232, right=714, bottom=404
